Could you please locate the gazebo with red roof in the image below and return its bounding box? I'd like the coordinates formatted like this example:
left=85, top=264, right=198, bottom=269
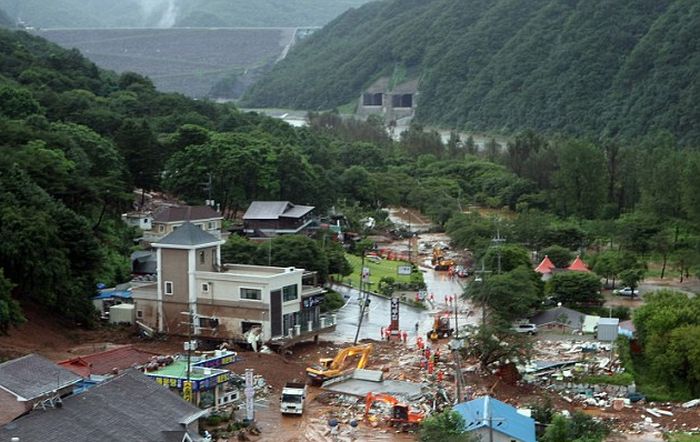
left=567, top=255, right=590, bottom=272
left=535, top=255, right=556, bottom=274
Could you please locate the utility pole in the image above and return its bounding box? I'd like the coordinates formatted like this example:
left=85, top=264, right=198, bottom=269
left=492, top=223, right=505, bottom=275
left=353, top=252, right=370, bottom=345
left=473, top=260, right=492, bottom=327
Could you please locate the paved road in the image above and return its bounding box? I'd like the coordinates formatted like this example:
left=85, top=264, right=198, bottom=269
left=326, top=263, right=477, bottom=342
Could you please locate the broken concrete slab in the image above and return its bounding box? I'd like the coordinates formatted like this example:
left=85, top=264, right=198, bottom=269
left=323, top=378, right=423, bottom=399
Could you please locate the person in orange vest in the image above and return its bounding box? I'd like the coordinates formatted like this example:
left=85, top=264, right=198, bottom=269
left=416, top=336, right=424, bottom=350
left=437, top=370, right=444, bottom=383
left=427, top=360, right=434, bottom=374
left=401, top=330, right=407, bottom=343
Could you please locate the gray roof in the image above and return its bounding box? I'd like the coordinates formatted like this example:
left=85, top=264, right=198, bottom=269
left=530, top=306, right=587, bottom=329
left=598, top=317, right=620, bottom=326
left=152, top=205, right=221, bottom=223
left=243, top=201, right=314, bottom=220
left=0, top=370, right=204, bottom=442
left=155, top=222, right=219, bottom=247
left=0, top=354, right=82, bottom=401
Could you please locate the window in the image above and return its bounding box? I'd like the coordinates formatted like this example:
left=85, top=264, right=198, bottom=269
left=164, top=281, right=173, bottom=295
left=241, top=322, right=262, bottom=334
left=201, top=283, right=209, bottom=293
left=199, top=250, right=205, bottom=264
left=283, top=284, right=298, bottom=302
left=208, top=221, right=214, bottom=230
left=137, top=310, right=143, bottom=319
left=211, top=249, right=216, bottom=265
left=158, top=225, right=165, bottom=233
left=240, top=288, right=262, bottom=300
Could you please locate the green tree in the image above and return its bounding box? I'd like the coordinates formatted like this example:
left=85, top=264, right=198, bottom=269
left=326, top=242, right=353, bottom=277
left=466, top=266, right=543, bottom=322
left=221, top=235, right=258, bottom=264
left=0, top=269, right=25, bottom=334
left=546, top=272, right=602, bottom=306
left=551, top=140, right=607, bottom=218
left=619, top=268, right=645, bottom=297
left=541, top=245, right=574, bottom=268
left=591, top=250, right=621, bottom=288
left=0, top=84, right=42, bottom=118
left=462, top=324, right=531, bottom=370
left=483, top=244, right=531, bottom=273
left=542, top=412, right=609, bottom=442
left=419, top=409, right=471, bottom=442
left=258, top=235, right=329, bottom=281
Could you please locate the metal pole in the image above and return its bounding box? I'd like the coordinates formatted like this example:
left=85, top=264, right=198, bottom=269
left=353, top=253, right=368, bottom=345
left=453, top=295, right=459, bottom=339
left=186, top=309, right=192, bottom=383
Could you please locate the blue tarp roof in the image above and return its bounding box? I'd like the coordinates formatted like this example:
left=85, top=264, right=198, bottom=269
left=453, top=396, right=536, bottom=442
left=92, top=290, right=132, bottom=300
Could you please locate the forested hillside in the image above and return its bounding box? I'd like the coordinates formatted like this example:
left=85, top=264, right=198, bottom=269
left=0, top=29, right=324, bottom=330
left=244, top=0, right=700, bottom=145
left=0, top=0, right=372, bottom=28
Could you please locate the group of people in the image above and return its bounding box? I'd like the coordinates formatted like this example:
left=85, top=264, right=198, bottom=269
left=415, top=336, right=443, bottom=378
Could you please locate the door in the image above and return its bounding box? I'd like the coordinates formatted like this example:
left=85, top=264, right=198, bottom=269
left=270, top=289, right=282, bottom=337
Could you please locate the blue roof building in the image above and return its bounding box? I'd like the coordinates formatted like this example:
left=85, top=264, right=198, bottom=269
left=453, top=396, right=536, bottom=442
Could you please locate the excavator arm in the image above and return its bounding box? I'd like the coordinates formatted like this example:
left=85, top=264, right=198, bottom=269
left=306, top=343, right=373, bottom=384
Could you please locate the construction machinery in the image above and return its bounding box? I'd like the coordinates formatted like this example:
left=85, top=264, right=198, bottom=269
left=431, top=247, right=444, bottom=265
left=431, top=247, right=455, bottom=271
left=427, top=311, right=454, bottom=341
left=364, top=392, right=425, bottom=429
left=306, top=343, right=373, bottom=385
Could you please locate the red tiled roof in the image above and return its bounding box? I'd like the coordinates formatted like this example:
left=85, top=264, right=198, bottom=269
left=58, top=345, right=158, bottom=377
left=152, top=205, right=221, bottom=223
left=567, top=256, right=590, bottom=272
left=534, top=255, right=556, bottom=274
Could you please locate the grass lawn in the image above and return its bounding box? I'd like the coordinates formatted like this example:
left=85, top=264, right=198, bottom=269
left=667, top=434, right=700, bottom=442
left=341, top=254, right=415, bottom=290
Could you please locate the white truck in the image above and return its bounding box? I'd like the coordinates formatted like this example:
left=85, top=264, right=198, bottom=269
left=280, top=382, right=307, bottom=415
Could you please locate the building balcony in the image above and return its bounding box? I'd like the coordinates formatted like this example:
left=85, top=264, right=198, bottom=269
left=269, top=314, right=337, bottom=350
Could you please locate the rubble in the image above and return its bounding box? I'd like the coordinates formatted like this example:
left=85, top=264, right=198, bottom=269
left=682, top=399, right=700, bottom=408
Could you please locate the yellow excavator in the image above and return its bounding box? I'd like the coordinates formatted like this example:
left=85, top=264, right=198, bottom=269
left=306, top=343, right=373, bottom=385
left=431, top=247, right=455, bottom=271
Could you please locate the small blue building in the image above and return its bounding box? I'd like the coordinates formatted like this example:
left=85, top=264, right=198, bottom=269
left=453, top=396, right=536, bottom=442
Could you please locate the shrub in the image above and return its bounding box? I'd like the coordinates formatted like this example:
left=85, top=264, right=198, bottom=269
left=320, top=291, right=346, bottom=312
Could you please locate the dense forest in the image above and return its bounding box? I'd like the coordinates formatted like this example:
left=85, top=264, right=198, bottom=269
left=244, top=0, right=700, bottom=145
left=0, top=0, right=372, bottom=28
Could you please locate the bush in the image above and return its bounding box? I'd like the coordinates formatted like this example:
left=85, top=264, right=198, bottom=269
left=320, top=291, right=346, bottom=312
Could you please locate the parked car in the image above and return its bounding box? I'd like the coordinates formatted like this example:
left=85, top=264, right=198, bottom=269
left=613, top=287, right=640, bottom=297
left=512, top=323, right=538, bottom=335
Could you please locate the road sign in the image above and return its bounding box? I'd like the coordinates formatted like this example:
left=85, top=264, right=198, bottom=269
left=397, top=265, right=412, bottom=275
left=390, top=297, right=399, bottom=330
left=362, top=267, right=370, bottom=283
left=244, top=369, right=255, bottom=421
left=182, top=381, right=193, bottom=402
